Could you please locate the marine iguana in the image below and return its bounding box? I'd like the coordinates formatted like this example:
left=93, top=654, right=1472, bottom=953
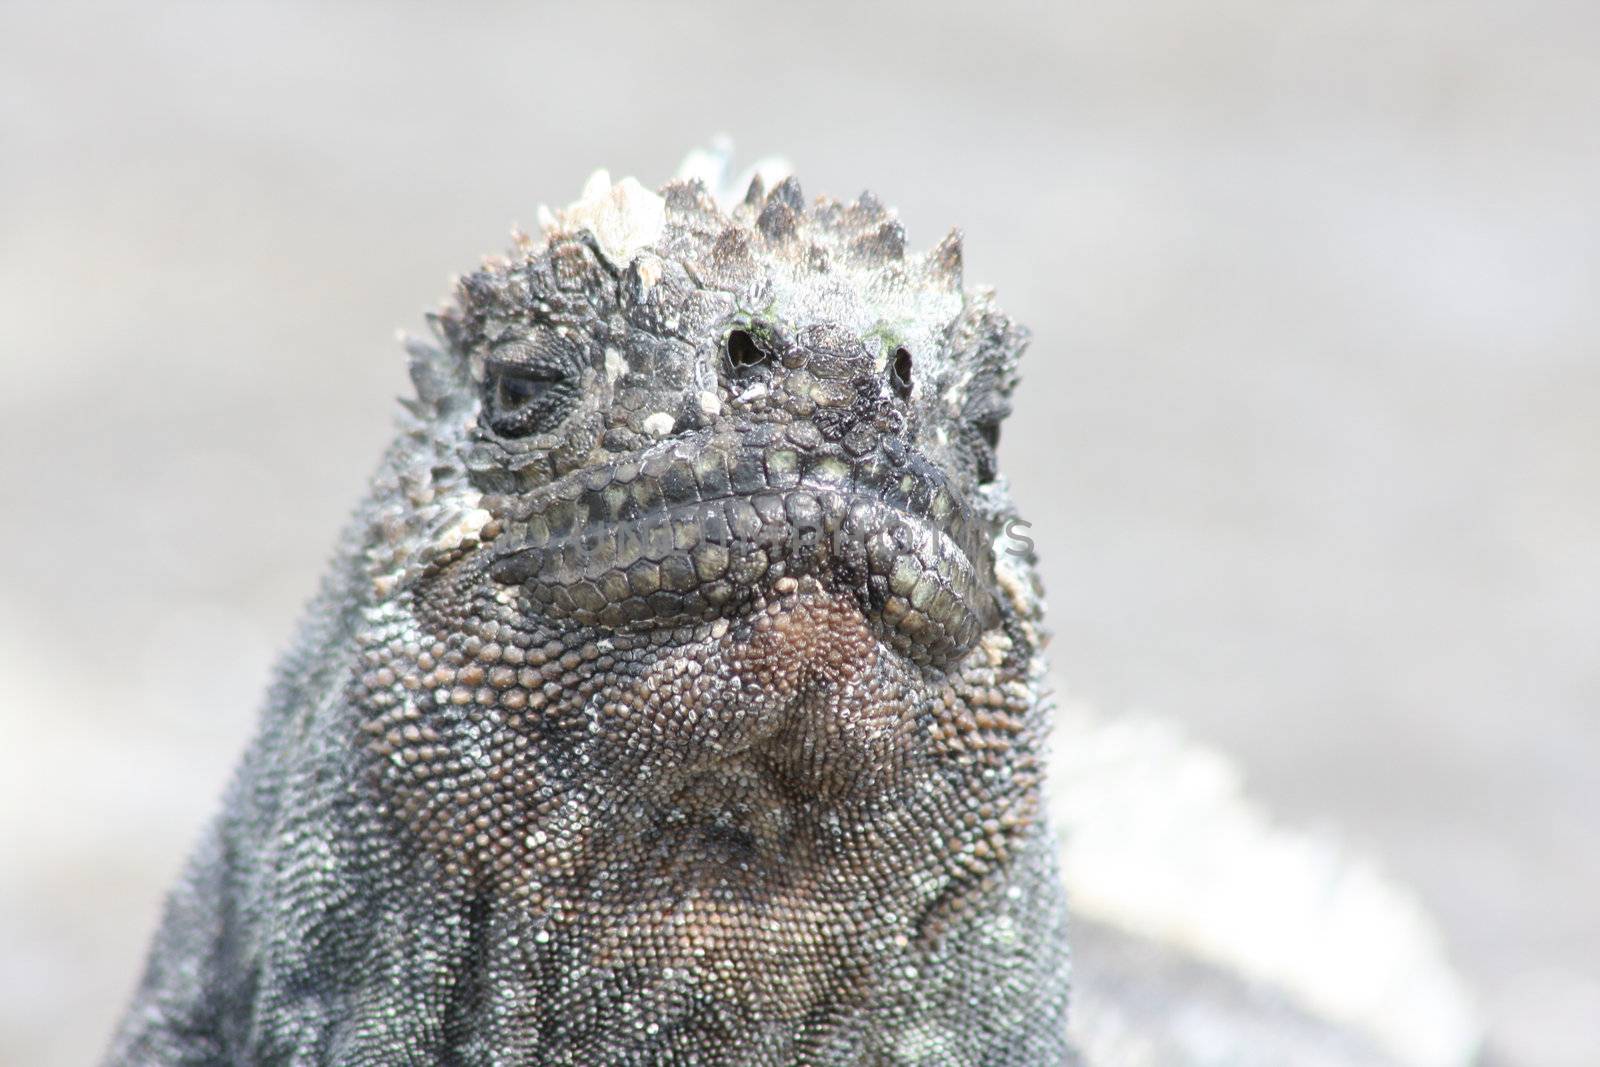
left=109, top=164, right=1077, bottom=1064
left=107, top=159, right=1482, bottom=1067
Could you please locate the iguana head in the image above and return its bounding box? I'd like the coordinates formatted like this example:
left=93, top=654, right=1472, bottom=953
left=407, top=169, right=1029, bottom=667
left=352, top=165, right=1065, bottom=1058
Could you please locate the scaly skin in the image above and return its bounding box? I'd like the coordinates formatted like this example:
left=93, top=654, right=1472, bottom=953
left=108, top=170, right=1075, bottom=1065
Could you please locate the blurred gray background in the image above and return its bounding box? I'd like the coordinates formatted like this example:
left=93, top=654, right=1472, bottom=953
left=1, top=1, right=1595, bottom=1063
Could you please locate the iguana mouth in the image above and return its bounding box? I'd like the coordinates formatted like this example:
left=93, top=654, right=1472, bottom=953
left=484, top=427, right=998, bottom=666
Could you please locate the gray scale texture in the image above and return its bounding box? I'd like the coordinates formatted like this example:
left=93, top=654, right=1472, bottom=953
left=107, top=175, right=1076, bottom=1065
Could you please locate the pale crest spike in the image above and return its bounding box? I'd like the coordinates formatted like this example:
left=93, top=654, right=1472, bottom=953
left=930, top=228, right=964, bottom=288
left=769, top=175, right=805, bottom=214
left=659, top=176, right=721, bottom=219
left=874, top=220, right=906, bottom=261
left=423, top=310, right=452, bottom=344
left=846, top=218, right=906, bottom=264
left=727, top=155, right=794, bottom=208
left=757, top=199, right=799, bottom=242
left=404, top=333, right=464, bottom=413
left=851, top=190, right=888, bottom=224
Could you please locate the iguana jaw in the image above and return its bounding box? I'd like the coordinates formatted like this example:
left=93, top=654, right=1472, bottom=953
left=481, top=426, right=999, bottom=668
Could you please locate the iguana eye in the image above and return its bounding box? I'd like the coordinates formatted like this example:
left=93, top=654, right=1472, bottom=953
left=496, top=365, right=558, bottom=408
left=973, top=417, right=1002, bottom=484
left=978, top=419, right=1000, bottom=452
left=484, top=354, right=578, bottom=438
left=726, top=329, right=769, bottom=370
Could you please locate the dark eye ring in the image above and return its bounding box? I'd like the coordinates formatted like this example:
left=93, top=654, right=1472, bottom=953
left=485, top=360, right=572, bottom=438
left=974, top=417, right=1002, bottom=484
left=977, top=418, right=1000, bottom=452
left=726, top=329, right=768, bottom=369
left=495, top=363, right=563, bottom=409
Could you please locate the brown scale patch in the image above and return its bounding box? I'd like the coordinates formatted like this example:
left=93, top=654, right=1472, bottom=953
left=607, top=580, right=923, bottom=802
left=354, top=575, right=1043, bottom=1037
left=535, top=582, right=932, bottom=1018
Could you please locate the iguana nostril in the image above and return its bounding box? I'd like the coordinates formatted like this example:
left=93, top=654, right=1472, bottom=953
left=726, top=328, right=768, bottom=370
left=892, top=346, right=913, bottom=399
